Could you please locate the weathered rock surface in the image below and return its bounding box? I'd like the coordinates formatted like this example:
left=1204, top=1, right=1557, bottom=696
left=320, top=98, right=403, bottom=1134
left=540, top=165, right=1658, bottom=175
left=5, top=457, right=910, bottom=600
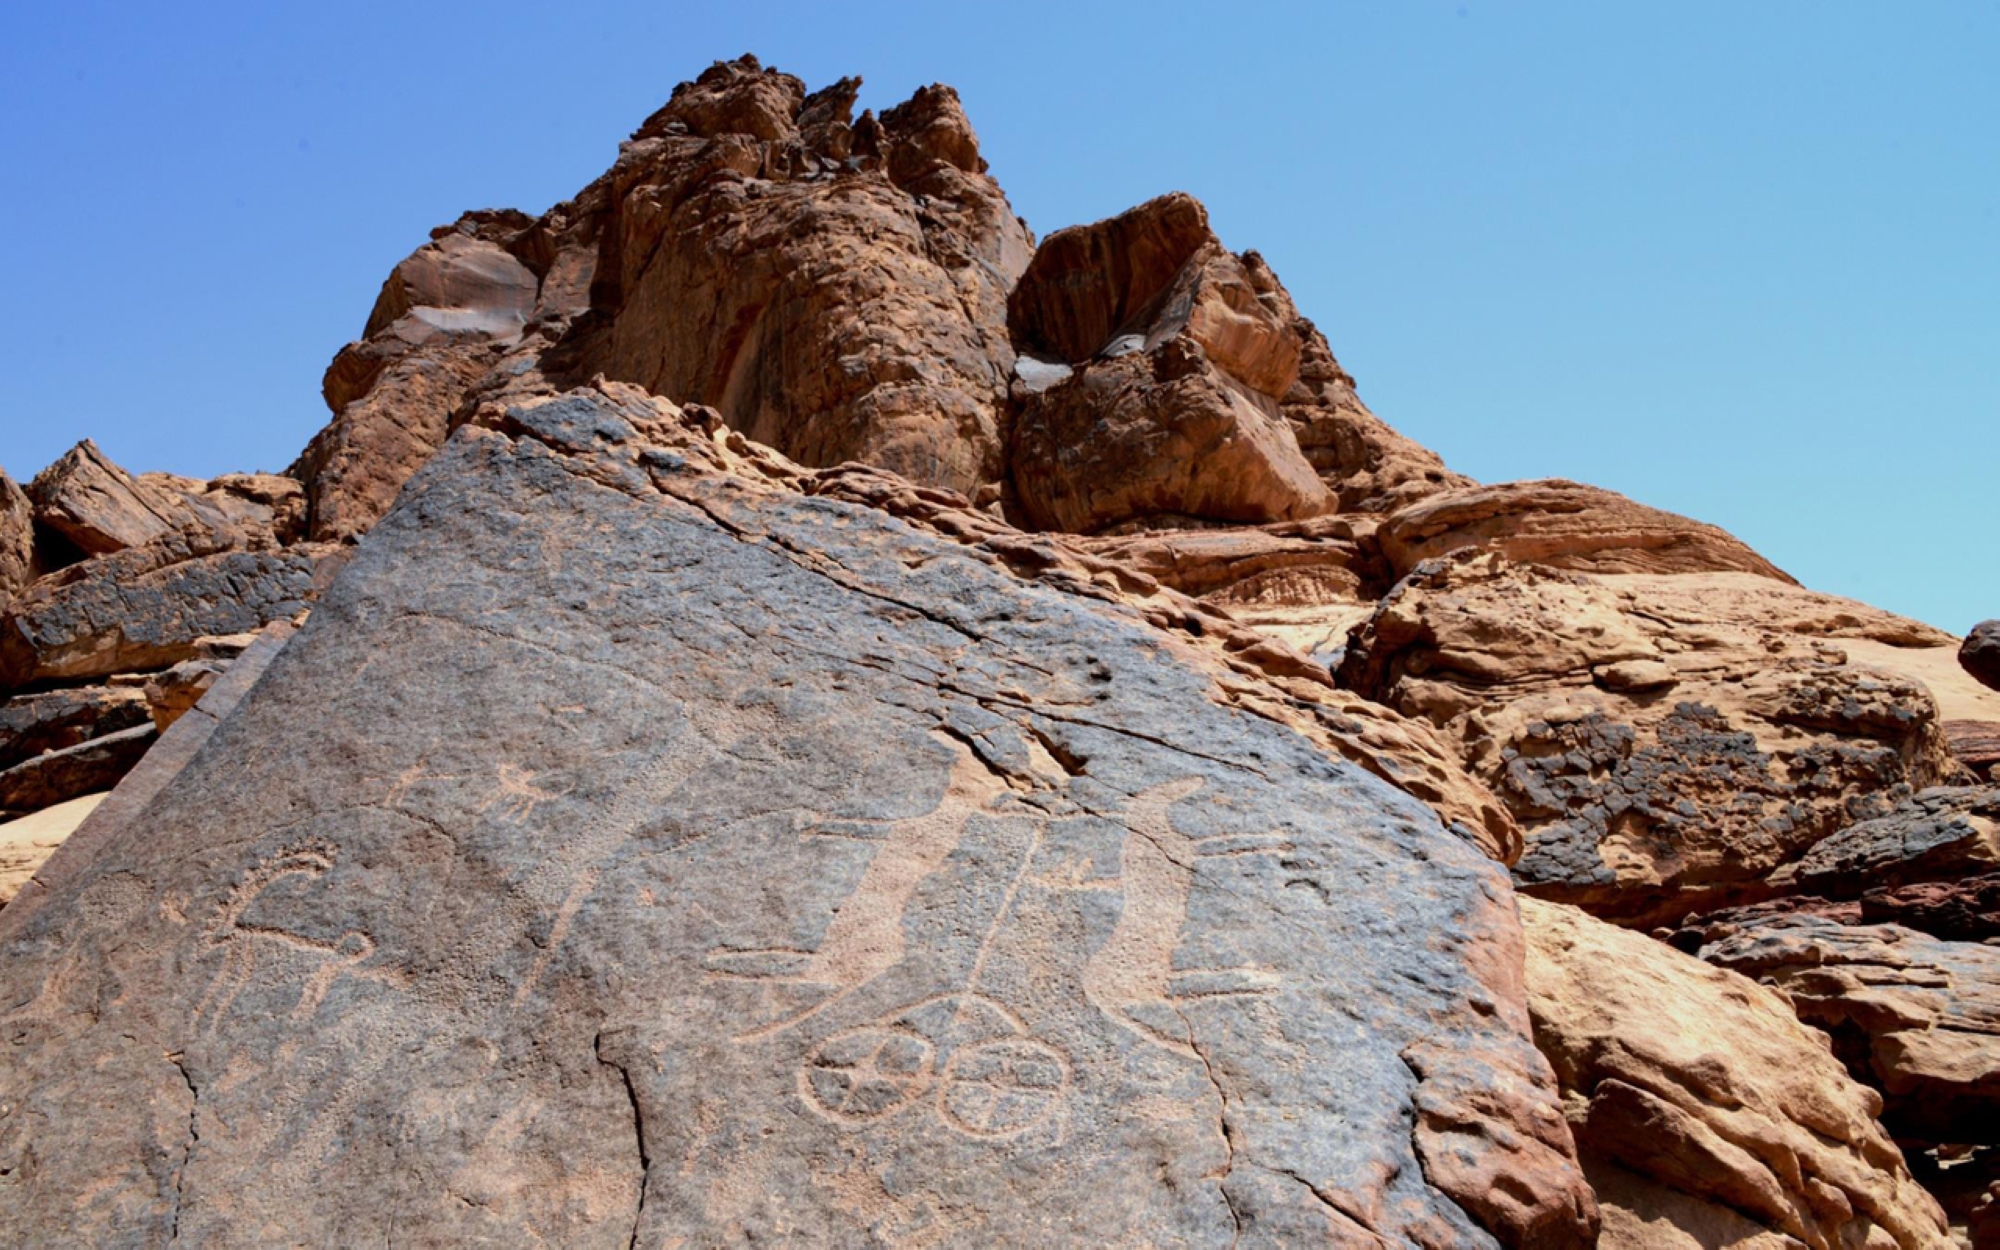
left=28, top=440, right=192, bottom=556
left=0, top=722, right=155, bottom=812
left=567, top=58, right=1031, bottom=495
left=0, top=683, right=151, bottom=771
left=1521, top=897, right=1949, bottom=1249
left=1007, top=193, right=1332, bottom=533
left=143, top=657, right=229, bottom=731
left=1697, top=916, right=2000, bottom=1149
left=0, top=529, right=336, bottom=688
left=0, top=386, right=1596, bottom=1247
left=1964, top=621, right=2000, bottom=694
left=1376, top=479, right=1795, bottom=581
left=1240, top=252, right=1470, bottom=515
left=0, top=470, right=36, bottom=606
left=1944, top=720, right=2000, bottom=781
left=0, top=792, right=107, bottom=907
left=1338, top=554, right=1974, bottom=925
left=1770, top=785, right=1999, bottom=900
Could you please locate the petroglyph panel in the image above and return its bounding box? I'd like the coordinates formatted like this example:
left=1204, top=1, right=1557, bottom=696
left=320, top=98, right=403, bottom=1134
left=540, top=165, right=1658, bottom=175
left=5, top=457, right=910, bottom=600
left=0, top=396, right=1585, bottom=1247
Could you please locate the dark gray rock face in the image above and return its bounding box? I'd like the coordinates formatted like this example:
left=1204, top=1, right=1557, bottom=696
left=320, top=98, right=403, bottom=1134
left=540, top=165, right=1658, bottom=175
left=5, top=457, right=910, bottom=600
left=0, top=722, right=155, bottom=812
left=0, top=684, right=151, bottom=771
left=0, top=532, right=337, bottom=688
left=0, top=389, right=1593, bottom=1247
left=1965, top=620, right=2000, bottom=693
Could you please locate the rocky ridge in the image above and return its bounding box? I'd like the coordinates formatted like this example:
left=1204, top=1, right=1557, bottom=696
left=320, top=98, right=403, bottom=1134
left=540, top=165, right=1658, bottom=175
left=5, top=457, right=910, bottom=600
left=1, top=55, right=1994, bottom=1246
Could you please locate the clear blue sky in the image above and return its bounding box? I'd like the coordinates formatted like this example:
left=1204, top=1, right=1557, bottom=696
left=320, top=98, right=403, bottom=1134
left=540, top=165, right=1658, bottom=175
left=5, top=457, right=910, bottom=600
left=3, top=2, right=1993, bottom=631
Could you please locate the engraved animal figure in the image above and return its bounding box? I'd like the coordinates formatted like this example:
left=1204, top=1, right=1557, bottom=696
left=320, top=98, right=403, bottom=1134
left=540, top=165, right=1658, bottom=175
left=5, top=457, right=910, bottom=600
left=1082, top=777, right=1281, bottom=1058
left=193, top=842, right=401, bottom=1030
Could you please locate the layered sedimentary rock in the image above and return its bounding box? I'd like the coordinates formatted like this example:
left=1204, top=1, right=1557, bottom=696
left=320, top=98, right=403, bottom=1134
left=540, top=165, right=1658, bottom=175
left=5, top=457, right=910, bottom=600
left=0, top=386, right=1596, bottom=1246
left=1338, top=552, right=1981, bottom=925
left=1374, top=479, right=1794, bottom=581
left=0, top=470, right=38, bottom=605
left=1695, top=915, right=2000, bottom=1150
left=0, top=528, right=336, bottom=688
left=1521, top=897, right=1948, bottom=1249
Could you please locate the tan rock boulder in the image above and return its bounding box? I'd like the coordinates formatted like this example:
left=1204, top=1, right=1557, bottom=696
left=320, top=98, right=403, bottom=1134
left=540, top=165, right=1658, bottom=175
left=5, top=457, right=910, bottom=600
left=1377, top=478, right=1795, bottom=580
left=1522, top=897, right=1949, bottom=1249
left=1006, top=193, right=1332, bottom=533
left=1695, top=915, right=2000, bottom=1148
left=571, top=58, right=1031, bottom=496
left=0, top=469, right=36, bottom=605
left=1338, top=555, right=1971, bottom=925
left=27, top=440, right=191, bottom=556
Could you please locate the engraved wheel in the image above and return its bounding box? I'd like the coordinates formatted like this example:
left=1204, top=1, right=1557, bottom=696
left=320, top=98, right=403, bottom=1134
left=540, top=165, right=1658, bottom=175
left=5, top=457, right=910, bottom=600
left=938, top=1037, right=1068, bottom=1138
left=802, top=1026, right=935, bottom=1125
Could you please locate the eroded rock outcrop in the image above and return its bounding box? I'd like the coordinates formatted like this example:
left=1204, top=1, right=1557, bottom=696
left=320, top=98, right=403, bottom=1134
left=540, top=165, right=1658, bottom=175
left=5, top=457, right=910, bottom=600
left=1695, top=916, right=2000, bottom=1151
left=0, top=470, right=37, bottom=606
left=1522, top=897, right=1949, bottom=1249
left=1375, top=479, right=1794, bottom=581
left=0, top=529, right=337, bottom=688
left=1007, top=193, right=1332, bottom=533
left=0, top=385, right=1596, bottom=1246
left=1337, top=553, right=1979, bottom=925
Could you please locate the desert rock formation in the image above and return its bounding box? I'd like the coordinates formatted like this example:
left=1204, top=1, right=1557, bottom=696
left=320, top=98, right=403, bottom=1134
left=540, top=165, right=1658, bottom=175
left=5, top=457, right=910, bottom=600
left=0, top=56, right=1989, bottom=1247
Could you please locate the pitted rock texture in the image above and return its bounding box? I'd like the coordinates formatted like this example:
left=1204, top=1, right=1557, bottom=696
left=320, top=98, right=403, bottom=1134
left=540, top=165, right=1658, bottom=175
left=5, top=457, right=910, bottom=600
left=0, top=386, right=1595, bottom=1247
left=0, top=684, right=151, bottom=772
left=0, top=529, right=337, bottom=689
left=1965, top=621, right=2000, bottom=694
left=1521, top=897, right=1949, bottom=1249
left=1006, top=193, right=1332, bottom=533
left=1695, top=916, right=2000, bottom=1150
left=1337, top=553, right=1971, bottom=926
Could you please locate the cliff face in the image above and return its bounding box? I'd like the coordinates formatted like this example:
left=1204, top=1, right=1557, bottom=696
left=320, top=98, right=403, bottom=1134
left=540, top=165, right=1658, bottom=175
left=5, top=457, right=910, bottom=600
left=1, top=55, right=1994, bottom=1247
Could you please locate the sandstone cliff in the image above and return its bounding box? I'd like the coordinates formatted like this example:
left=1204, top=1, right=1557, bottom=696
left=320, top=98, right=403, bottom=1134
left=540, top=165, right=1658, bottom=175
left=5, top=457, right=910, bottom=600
left=1, top=55, right=1991, bottom=1247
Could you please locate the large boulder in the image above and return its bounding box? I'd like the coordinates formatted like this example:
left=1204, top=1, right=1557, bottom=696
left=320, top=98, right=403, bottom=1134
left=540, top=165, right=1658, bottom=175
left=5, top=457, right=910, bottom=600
left=1963, top=620, right=2000, bottom=693
left=28, top=440, right=190, bottom=556
left=0, top=684, right=151, bottom=771
left=1007, top=193, right=1332, bottom=533
left=1339, top=554, right=1974, bottom=926
left=0, top=722, right=154, bottom=814
left=1521, top=897, right=1948, bottom=1249
left=1695, top=915, right=2000, bottom=1149
left=0, top=528, right=339, bottom=688
left=0, top=386, right=1596, bottom=1247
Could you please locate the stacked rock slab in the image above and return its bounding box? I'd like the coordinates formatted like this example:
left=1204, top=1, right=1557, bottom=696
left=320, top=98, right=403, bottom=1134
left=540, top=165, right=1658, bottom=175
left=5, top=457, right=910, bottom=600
left=1520, top=897, right=1948, bottom=1249
left=0, top=386, right=1598, bottom=1246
